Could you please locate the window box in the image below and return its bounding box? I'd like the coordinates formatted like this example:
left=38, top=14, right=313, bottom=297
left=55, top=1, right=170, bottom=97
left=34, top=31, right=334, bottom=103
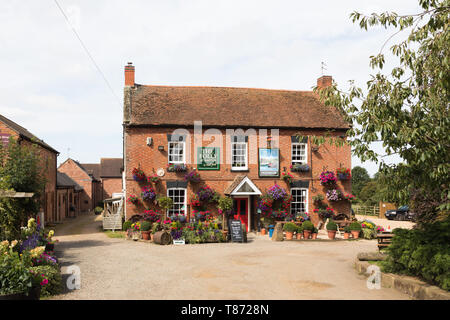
left=290, top=163, right=310, bottom=172
left=167, top=164, right=187, bottom=172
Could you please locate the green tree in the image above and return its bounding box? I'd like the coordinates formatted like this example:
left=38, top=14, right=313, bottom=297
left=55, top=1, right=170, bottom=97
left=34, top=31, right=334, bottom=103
left=0, top=137, right=46, bottom=240
left=316, top=0, right=450, bottom=224
left=351, top=166, right=371, bottom=199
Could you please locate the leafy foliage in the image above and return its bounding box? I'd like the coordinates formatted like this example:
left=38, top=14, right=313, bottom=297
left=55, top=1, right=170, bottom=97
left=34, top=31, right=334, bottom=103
left=315, top=1, right=450, bottom=223
left=29, top=265, right=62, bottom=297
left=382, top=216, right=450, bottom=290
left=0, top=137, right=47, bottom=240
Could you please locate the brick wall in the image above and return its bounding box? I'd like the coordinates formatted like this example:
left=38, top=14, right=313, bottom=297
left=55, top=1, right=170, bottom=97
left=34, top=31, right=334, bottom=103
left=124, top=126, right=351, bottom=227
left=102, top=178, right=123, bottom=199
left=58, top=159, right=94, bottom=212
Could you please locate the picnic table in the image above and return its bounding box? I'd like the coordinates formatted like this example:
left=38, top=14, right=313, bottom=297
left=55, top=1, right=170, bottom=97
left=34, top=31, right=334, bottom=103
left=377, top=232, right=394, bottom=250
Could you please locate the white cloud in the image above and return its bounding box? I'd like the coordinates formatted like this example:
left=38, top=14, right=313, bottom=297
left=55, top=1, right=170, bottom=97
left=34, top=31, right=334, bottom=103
left=0, top=0, right=422, bottom=171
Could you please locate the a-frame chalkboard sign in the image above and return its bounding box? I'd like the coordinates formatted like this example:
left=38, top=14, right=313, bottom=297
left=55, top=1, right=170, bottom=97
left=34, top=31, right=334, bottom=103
left=230, top=219, right=244, bottom=243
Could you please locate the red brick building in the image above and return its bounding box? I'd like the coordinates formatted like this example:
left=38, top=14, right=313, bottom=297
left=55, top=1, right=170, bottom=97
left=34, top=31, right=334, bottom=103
left=123, top=63, right=351, bottom=231
left=58, top=158, right=123, bottom=212
left=56, top=171, right=82, bottom=221
left=0, top=114, right=59, bottom=223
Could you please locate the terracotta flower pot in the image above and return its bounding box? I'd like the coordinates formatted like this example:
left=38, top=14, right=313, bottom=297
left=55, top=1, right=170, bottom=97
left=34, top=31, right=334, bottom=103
left=344, top=232, right=350, bottom=239
left=303, top=230, right=311, bottom=239
left=351, top=231, right=360, bottom=239
left=311, top=233, right=318, bottom=239
left=141, top=231, right=150, bottom=240
left=150, top=233, right=154, bottom=241
left=261, top=228, right=266, bottom=236
left=296, top=233, right=302, bottom=240
left=327, top=230, right=337, bottom=239
left=285, top=231, right=294, bottom=240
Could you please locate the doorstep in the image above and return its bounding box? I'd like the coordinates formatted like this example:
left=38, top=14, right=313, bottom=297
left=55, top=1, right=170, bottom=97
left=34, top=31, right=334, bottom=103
left=354, top=259, right=450, bottom=300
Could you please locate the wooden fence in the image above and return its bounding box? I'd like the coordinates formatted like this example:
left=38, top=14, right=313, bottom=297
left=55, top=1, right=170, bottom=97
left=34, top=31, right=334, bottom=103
left=353, top=205, right=380, bottom=217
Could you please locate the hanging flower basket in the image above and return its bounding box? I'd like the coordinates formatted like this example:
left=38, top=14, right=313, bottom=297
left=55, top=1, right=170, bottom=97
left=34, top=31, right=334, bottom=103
left=290, top=163, right=310, bottom=172
left=281, top=172, right=294, bottom=184
left=336, top=168, right=351, bottom=180
left=197, top=185, right=217, bottom=202
left=147, top=174, right=161, bottom=184
left=132, top=168, right=146, bottom=182
left=343, top=193, right=356, bottom=202
left=326, top=189, right=343, bottom=201
left=319, top=171, right=337, bottom=187
left=189, top=194, right=201, bottom=207
left=141, top=186, right=156, bottom=201
left=185, top=170, right=201, bottom=183
left=127, top=194, right=140, bottom=205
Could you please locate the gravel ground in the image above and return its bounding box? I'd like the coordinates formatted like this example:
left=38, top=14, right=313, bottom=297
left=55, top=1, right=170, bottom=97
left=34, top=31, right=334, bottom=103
left=49, top=213, right=410, bottom=300
left=355, top=215, right=415, bottom=230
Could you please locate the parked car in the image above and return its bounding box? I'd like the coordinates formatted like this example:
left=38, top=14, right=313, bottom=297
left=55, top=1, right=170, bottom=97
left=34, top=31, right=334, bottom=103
left=385, top=205, right=416, bottom=221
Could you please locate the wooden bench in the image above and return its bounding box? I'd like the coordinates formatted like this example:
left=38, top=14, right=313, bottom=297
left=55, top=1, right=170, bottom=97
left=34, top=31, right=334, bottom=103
left=377, top=232, right=394, bottom=250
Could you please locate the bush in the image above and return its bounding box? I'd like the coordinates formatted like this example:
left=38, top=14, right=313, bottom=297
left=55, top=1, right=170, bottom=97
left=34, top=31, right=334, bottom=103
left=301, top=220, right=314, bottom=231
left=122, top=220, right=132, bottom=231
left=140, top=221, right=151, bottom=232
left=0, top=247, right=32, bottom=295
left=94, top=206, right=103, bottom=214
left=312, top=227, right=318, bottom=233
left=382, top=218, right=450, bottom=290
left=29, top=265, right=62, bottom=297
left=283, top=222, right=297, bottom=232
left=297, top=225, right=303, bottom=233
left=350, top=221, right=362, bottom=231
left=326, top=220, right=337, bottom=231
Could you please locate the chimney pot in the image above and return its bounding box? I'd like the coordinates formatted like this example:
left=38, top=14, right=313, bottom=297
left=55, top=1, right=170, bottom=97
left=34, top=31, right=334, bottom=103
left=125, top=62, right=135, bottom=87
left=317, top=75, right=332, bottom=89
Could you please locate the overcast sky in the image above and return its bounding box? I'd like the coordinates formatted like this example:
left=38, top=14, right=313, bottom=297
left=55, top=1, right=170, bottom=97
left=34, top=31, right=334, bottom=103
left=0, top=0, right=421, bottom=176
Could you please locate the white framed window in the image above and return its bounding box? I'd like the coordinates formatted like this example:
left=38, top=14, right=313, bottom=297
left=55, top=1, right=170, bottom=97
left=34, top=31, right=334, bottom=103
left=290, top=188, right=308, bottom=216
left=291, top=143, right=307, bottom=164
left=231, top=142, right=248, bottom=170
left=168, top=141, right=185, bottom=164
left=167, top=188, right=187, bottom=216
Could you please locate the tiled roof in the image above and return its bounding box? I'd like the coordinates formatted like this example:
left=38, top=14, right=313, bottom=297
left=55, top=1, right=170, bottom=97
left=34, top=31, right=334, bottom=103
left=57, top=171, right=83, bottom=191
left=0, top=114, right=59, bottom=153
left=127, top=85, right=350, bottom=129
left=100, top=158, right=123, bottom=178
left=80, top=163, right=101, bottom=181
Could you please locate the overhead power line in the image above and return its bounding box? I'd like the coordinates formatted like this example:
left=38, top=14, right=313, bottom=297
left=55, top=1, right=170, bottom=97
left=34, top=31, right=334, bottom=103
left=53, top=0, right=121, bottom=108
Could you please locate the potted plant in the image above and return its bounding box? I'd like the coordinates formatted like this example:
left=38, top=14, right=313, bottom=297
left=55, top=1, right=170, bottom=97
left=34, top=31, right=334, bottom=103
left=343, top=193, right=356, bottom=202
left=311, top=227, right=318, bottom=239
left=326, top=189, right=343, bottom=201
left=296, top=225, right=303, bottom=239
left=151, top=222, right=162, bottom=241
left=185, top=170, right=201, bottom=183
left=141, top=186, right=156, bottom=202
left=349, top=221, right=362, bottom=239
left=326, top=220, right=338, bottom=239
left=290, top=163, right=310, bottom=172
left=127, top=194, right=140, bottom=205
left=148, top=174, right=161, bottom=184
left=312, top=194, right=324, bottom=204
left=140, top=221, right=152, bottom=240
left=157, top=196, right=174, bottom=220
left=319, top=170, right=337, bottom=187
left=167, top=163, right=187, bottom=172
left=343, top=226, right=351, bottom=239
left=283, top=222, right=297, bottom=240
left=131, top=222, right=141, bottom=240
left=301, top=220, right=314, bottom=239
left=44, top=230, right=56, bottom=252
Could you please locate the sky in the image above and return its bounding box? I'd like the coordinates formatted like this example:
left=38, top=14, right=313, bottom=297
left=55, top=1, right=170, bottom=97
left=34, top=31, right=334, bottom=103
left=0, top=0, right=422, bottom=177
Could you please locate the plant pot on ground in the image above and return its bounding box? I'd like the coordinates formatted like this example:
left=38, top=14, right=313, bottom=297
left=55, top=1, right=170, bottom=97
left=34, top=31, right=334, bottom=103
left=296, top=225, right=303, bottom=239
left=311, top=227, right=318, bottom=239
left=326, top=220, right=338, bottom=239
left=301, top=221, right=314, bottom=239
left=343, top=226, right=351, bottom=239
left=350, top=221, right=362, bottom=239
left=283, top=222, right=297, bottom=240
left=140, top=221, right=152, bottom=240
left=260, top=228, right=266, bottom=235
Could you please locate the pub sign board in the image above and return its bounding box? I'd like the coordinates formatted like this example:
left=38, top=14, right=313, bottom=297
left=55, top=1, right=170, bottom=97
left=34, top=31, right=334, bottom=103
left=230, top=219, right=244, bottom=243
left=258, top=148, right=280, bottom=178
left=197, top=147, right=220, bottom=170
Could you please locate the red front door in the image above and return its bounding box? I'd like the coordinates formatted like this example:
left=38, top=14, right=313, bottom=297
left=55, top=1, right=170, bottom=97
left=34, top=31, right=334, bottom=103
left=233, top=198, right=248, bottom=232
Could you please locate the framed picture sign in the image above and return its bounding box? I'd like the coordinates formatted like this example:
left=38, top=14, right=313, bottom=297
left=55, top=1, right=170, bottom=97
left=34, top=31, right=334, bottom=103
left=197, top=147, right=220, bottom=170
left=258, top=148, right=280, bottom=178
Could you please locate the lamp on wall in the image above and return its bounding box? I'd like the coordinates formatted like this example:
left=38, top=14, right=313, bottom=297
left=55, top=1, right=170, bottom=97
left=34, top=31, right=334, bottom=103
left=158, top=145, right=164, bottom=151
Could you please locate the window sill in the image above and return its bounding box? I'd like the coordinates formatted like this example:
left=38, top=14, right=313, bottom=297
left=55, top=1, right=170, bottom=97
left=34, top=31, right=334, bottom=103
left=231, top=169, right=249, bottom=172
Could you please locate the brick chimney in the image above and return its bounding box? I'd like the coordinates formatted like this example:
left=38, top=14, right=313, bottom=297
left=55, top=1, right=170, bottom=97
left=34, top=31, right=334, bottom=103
left=317, top=75, right=332, bottom=89
left=124, top=62, right=135, bottom=87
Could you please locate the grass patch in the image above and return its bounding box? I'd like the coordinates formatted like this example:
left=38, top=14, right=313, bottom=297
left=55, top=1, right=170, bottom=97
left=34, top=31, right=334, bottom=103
left=104, top=230, right=125, bottom=239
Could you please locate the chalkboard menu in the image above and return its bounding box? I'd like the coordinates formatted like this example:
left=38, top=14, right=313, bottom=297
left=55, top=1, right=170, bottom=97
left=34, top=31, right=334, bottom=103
left=230, top=219, right=244, bottom=243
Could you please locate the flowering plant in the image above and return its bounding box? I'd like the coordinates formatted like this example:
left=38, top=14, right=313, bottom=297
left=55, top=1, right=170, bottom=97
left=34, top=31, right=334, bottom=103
left=29, top=270, right=48, bottom=288
left=127, top=194, right=140, bottom=204
left=132, top=167, right=146, bottom=182
left=290, top=163, right=310, bottom=172
left=272, top=210, right=288, bottom=220
left=131, top=222, right=141, bottom=231
left=267, top=184, right=287, bottom=200
left=140, top=209, right=161, bottom=222
left=319, top=171, right=337, bottom=186
left=141, top=185, right=156, bottom=201
left=343, top=193, right=355, bottom=201
left=326, top=189, right=343, bottom=201
left=314, top=207, right=335, bottom=220
left=336, top=167, right=351, bottom=180
left=147, top=174, right=161, bottom=184
left=167, top=163, right=187, bottom=172
left=197, top=185, right=216, bottom=202
left=185, top=170, right=201, bottom=183
left=32, top=252, right=58, bottom=267
left=189, top=194, right=201, bottom=207
left=376, top=226, right=385, bottom=232
left=193, top=210, right=212, bottom=221
left=312, top=194, right=324, bottom=203
left=281, top=172, right=294, bottom=184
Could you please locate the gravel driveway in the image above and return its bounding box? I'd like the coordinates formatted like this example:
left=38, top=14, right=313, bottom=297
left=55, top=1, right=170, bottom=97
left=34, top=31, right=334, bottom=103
left=49, top=213, right=410, bottom=300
